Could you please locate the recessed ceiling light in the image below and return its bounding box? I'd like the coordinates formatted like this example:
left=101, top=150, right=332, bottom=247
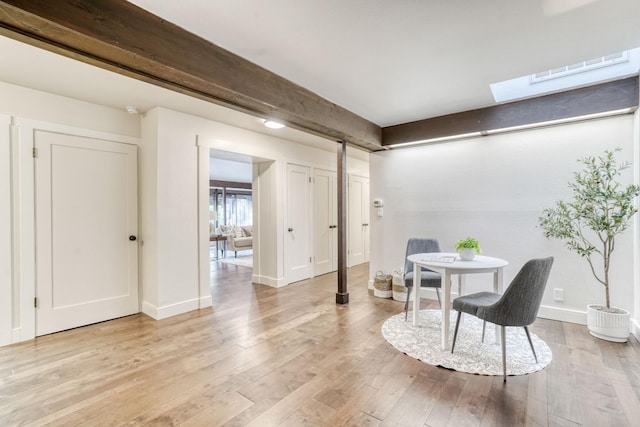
left=125, top=106, right=139, bottom=114
left=263, top=120, right=285, bottom=129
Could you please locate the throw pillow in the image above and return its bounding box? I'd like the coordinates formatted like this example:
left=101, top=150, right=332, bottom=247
left=219, top=225, right=233, bottom=235
left=241, top=226, right=252, bottom=237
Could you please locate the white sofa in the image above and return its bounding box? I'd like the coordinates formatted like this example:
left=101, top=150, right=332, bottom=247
left=220, top=225, right=252, bottom=257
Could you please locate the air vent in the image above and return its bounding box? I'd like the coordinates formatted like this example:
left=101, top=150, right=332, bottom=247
left=530, top=51, right=629, bottom=84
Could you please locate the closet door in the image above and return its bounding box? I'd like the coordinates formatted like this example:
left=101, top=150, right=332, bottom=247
left=348, top=175, right=370, bottom=267
left=363, top=177, right=370, bottom=263
left=35, top=131, right=139, bottom=335
left=285, top=163, right=312, bottom=283
left=313, top=169, right=337, bottom=276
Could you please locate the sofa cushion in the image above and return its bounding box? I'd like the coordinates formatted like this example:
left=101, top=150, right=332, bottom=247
left=241, top=226, right=252, bottom=237
left=233, top=236, right=252, bottom=248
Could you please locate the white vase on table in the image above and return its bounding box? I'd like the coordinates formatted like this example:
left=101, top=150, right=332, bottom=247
left=459, top=248, right=476, bottom=261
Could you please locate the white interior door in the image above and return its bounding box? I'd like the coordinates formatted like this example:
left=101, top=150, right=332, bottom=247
left=363, top=177, right=370, bottom=263
left=286, top=164, right=312, bottom=283
left=313, top=169, right=337, bottom=276
left=35, top=131, right=138, bottom=336
left=348, top=175, right=370, bottom=267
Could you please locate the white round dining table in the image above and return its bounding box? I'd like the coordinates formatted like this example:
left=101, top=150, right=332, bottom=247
left=407, top=252, right=508, bottom=350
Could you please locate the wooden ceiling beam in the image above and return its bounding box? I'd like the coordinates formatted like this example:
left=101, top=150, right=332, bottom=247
left=382, top=76, right=639, bottom=146
left=0, top=0, right=382, bottom=151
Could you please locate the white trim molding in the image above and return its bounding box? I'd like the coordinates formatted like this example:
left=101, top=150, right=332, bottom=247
left=538, top=305, right=587, bottom=325
left=142, top=298, right=202, bottom=320
left=199, top=296, right=213, bottom=309
left=252, top=273, right=287, bottom=288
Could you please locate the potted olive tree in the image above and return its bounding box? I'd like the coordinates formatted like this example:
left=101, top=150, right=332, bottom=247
left=539, top=148, right=639, bottom=342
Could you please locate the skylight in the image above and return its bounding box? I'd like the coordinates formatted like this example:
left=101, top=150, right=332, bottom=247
left=490, top=47, right=640, bottom=103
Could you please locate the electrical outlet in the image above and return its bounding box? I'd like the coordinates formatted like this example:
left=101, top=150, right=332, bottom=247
left=553, top=288, right=564, bottom=302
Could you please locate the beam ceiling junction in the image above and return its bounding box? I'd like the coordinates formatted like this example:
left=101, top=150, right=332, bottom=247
left=0, top=0, right=383, bottom=151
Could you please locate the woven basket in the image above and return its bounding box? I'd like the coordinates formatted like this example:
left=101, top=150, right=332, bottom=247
left=373, top=270, right=392, bottom=298
left=391, top=269, right=408, bottom=301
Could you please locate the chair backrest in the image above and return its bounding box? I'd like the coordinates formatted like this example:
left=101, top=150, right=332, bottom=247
left=403, top=238, right=441, bottom=274
left=482, top=257, right=554, bottom=327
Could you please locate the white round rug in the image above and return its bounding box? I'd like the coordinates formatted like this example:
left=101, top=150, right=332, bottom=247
left=381, top=310, right=552, bottom=377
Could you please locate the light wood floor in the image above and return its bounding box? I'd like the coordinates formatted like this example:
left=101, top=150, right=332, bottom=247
left=1, top=262, right=639, bottom=426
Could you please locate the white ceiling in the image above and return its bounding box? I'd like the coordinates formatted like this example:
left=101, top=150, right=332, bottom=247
left=209, top=157, right=253, bottom=183
left=0, top=0, right=639, bottom=142
left=127, top=0, right=640, bottom=127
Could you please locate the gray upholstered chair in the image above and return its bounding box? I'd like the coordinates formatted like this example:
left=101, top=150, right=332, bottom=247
left=403, top=238, right=442, bottom=320
left=451, top=256, right=553, bottom=382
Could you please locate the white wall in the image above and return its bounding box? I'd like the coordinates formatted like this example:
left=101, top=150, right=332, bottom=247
left=1, top=79, right=371, bottom=343
left=140, top=107, right=370, bottom=319
left=0, top=115, right=11, bottom=346
left=370, top=114, right=639, bottom=327
left=0, top=81, right=140, bottom=137
left=253, top=161, right=279, bottom=286
left=140, top=108, right=159, bottom=313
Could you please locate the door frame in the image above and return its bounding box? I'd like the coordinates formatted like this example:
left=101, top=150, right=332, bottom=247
left=12, top=118, right=139, bottom=343
left=196, top=138, right=283, bottom=307
left=0, top=114, right=11, bottom=347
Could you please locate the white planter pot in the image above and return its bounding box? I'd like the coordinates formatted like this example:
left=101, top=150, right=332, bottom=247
left=459, top=248, right=476, bottom=261
left=586, top=304, right=630, bottom=343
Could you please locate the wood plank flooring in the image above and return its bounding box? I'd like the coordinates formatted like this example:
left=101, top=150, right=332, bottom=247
left=1, top=261, right=639, bottom=426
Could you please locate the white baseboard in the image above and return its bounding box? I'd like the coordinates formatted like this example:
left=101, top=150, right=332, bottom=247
left=417, top=287, right=439, bottom=300
left=388, top=287, right=592, bottom=326
left=4, top=327, right=35, bottom=346
left=252, top=273, right=287, bottom=288
left=11, top=327, right=23, bottom=344
left=141, top=301, right=159, bottom=320
left=141, top=298, right=200, bottom=320
left=537, top=305, right=587, bottom=325
left=199, top=295, right=212, bottom=309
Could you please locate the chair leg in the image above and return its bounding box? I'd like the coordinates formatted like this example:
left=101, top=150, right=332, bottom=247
left=501, top=326, right=507, bottom=383
left=435, top=288, right=441, bottom=308
left=404, top=286, right=412, bottom=321
left=524, top=326, right=538, bottom=363
left=451, top=311, right=462, bottom=354
left=481, top=321, right=487, bottom=343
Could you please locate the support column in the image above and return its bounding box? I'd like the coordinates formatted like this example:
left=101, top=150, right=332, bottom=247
left=336, top=140, right=349, bottom=304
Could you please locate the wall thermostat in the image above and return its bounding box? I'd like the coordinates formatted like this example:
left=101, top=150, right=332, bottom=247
left=373, top=199, right=383, bottom=208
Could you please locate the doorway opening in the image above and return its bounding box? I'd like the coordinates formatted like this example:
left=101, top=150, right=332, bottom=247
left=209, top=150, right=254, bottom=271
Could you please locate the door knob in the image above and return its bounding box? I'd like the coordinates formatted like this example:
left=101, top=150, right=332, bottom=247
left=362, top=223, right=369, bottom=227
left=288, top=228, right=293, bottom=232
left=129, top=235, right=137, bottom=241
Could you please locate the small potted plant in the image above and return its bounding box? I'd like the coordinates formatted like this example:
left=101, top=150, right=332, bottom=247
left=539, top=148, right=639, bottom=342
left=455, top=237, right=482, bottom=261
